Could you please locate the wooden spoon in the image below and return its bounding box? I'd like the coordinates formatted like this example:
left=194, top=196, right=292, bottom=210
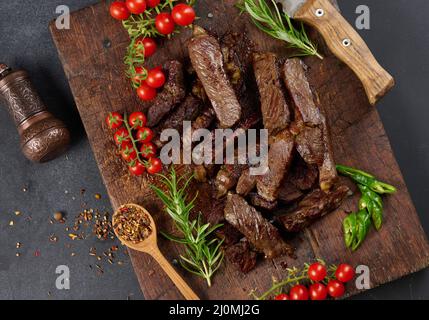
left=112, top=203, right=200, bottom=300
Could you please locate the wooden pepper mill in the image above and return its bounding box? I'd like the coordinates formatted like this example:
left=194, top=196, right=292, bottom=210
left=0, top=63, right=70, bottom=162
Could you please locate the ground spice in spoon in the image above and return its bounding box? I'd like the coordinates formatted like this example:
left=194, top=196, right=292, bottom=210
left=113, top=206, right=152, bottom=244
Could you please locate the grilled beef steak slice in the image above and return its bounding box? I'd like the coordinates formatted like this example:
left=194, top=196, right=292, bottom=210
left=146, top=60, right=186, bottom=126
left=250, top=193, right=278, bottom=211
left=278, top=185, right=350, bottom=232
left=253, top=53, right=290, bottom=135
left=257, top=130, right=294, bottom=202
left=236, top=168, right=257, bottom=196
left=188, top=28, right=241, bottom=128
left=282, top=58, right=338, bottom=190
left=216, top=223, right=243, bottom=246
left=224, top=193, right=294, bottom=258
left=215, top=163, right=247, bottom=199
left=192, top=106, right=216, bottom=131
left=153, top=95, right=203, bottom=147
left=282, top=58, right=322, bottom=126
left=226, top=240, right=258, bottom=273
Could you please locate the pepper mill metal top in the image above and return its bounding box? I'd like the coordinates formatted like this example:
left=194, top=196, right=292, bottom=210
left=0, top=63, right=70, bottom=162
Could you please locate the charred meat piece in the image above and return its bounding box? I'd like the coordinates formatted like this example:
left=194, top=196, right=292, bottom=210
left=146, top=60, right=186, bottom=126
left=215, top=163, right=246, bottom=199
left=153, top=95, right=203, bottom=147
left=257, top=130, right=295, bottom=202
left=188, top=27, right=241, bottom=128
left=250, top=193, right=278, bottom=211
left=192, top=106, right=216, bottom=131
left=282, top=58, right=338, bottom=190
left=282, top=58, right=322, bottom=126
left=277, top=185, right=351, bottom=233
left=224, top=193, right=294, bottom=258
left=226, top=240, right=258, bottom=273
left=253, top=53, right=290, bottom=135
left=278, top=182, right=304, bottom=204
left=236, top=168, right=257, bottom=196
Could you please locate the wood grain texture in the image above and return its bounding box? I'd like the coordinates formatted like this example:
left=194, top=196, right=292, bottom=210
left=295, top=0, right=395, bottom=105
left=50, top=0, right=429, bottom=300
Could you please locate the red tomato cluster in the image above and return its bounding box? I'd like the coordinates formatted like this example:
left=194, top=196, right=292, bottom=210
left=106, top=111, right=162, bottom=176
left=109, top=1, right=196, bottom=101
left=274, top=263, right=355, bottom=301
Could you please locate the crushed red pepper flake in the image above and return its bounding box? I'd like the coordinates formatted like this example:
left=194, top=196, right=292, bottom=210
left=113, top=206, right=152, bottom=244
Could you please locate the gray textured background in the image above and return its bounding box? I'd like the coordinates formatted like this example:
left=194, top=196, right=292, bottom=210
left=0, top=0, right=428, bottom=300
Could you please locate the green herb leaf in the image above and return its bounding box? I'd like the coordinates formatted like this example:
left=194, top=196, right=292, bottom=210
left=151, top=166, right=224, bottom=287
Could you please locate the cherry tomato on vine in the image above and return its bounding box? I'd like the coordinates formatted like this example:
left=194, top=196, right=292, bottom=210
left=155, top=13, right=175, bottom=35
left=327, top=280, right=345, bottom=298
left=146, top=0, right=160, bottom=8
left=147, top=158, right=162, bottom=174
left=110, top=1, right=131, bottom=20
left=135, top=37, right=157, bottom=58
left=131, top=66, right=147, bottom=85
left=309, top=283, right=328, bottom=301
left=125, top=0, right=147, bottom=14
left=274, top=293, right=289, bottom=301
left=335, top=264, right=355, bottom=283
left=128, top=112, right=147, bottom=129
left=172, top=4, right=196, bottom=26
left=140, top=142, right=157, bottom=159
left=308, top=262, right=327, bottom=282
left=129, top=161, right=146, bottom=176
left=137, top=83, right=157, bottom=101
left=289, top=285, right=309, bottom=300
left=136, top=127, right=154, bottom=143
left=146, top=68, right=166, bottom=89
left=105, top=112, right=123, bottom=129
left=114, top=128, right=131, bottom=145
left=120, top=142, right=137, bottom=162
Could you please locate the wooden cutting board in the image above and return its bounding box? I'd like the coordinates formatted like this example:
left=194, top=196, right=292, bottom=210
left=50, top=0, right=429, bottom=299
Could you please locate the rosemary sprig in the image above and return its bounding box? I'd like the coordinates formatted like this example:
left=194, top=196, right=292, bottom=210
left=151, top=167, right=224, bottom=287
left=251, top=260, right=337, bottom=300
left=238, top=0, right=322, bottom=59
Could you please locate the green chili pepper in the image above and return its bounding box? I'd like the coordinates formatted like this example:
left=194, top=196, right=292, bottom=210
left=343, top=213, right=357, bottom=248
left=358, top=194, right=372, bottom=211
left=336, top=165, right=397, bottom=195
left=352, top=210, right=371, bottom=251
left=371, top=204, right=383, bottom=231
left=358, top=185, right=383, bottom=209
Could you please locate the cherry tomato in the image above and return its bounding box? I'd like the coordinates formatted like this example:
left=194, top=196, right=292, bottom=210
left=136, top=127, right=154, bottom=143
left=131, top=66, right=147, bottom=85
left=289, top=285, right=309, bottom=300
left=335, top=264, right=355, bottom=283
left=155, top=13, right=175, bottom=35
left=129, top=161, right=146, bottom=176
left=135, top=37, right=157, bottom=58
left=110, top=1, right=131, bottom=20
left=146, top=68, right=166, bottom=89
left=172, top=4, right=196, bottom=26
left=327, top=280, right=345, bottom=298
left=137, top=83, right=157, bottom=101
left=146, top=0, right=160, bottom=8
left=147, top=157, right=162, bottom=174
left=120, top=142, right=137, bottom=162
left=105, top=112, right=123, bottom=129
left=309, top=283, right=328, bottom=301
left=308, top=262, right=327, bottom=282
left=125, top=0, right=147, bottom=14
left=114, top=128, right=131, bottom=145
left=128, top=112, right=147, bottom=129
left=274, top=293, right=289, bottom=300
left=140, top=142, right=157, bottom=159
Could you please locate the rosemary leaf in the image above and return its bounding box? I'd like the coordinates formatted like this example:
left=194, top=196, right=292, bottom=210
left=239, top=0, right=322, bottom=59
left=151, top=167, right=224, bottom=287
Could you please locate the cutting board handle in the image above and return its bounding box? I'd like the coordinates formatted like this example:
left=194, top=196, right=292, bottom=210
left=295, top=0, right=394, bottom=105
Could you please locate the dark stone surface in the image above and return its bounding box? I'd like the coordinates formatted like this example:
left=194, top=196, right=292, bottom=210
left=0, top=0, right=428, bottom=300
